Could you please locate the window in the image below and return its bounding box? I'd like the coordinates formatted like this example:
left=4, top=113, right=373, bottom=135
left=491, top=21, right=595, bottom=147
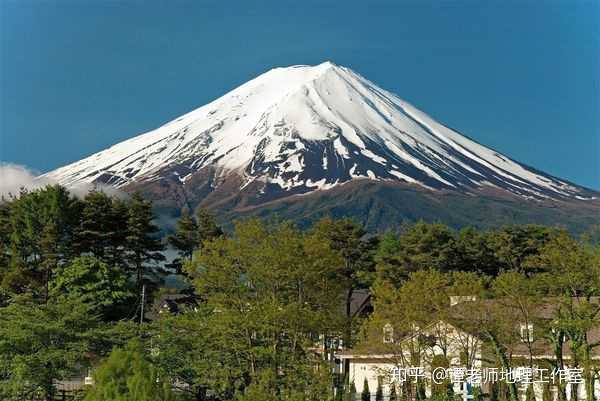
left=520, top=323, right=533, bottom=342
left=383, top=323, right=394, bottom=344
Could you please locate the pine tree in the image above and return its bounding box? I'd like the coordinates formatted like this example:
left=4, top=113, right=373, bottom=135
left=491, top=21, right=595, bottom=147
left=196, top=208, right=223, bottom=247
left=39, top=220, right=59, bottom=301
left=76, top=190, right=115, bottom=261
left=168, top=209, right=199, bottom=259
left=0, top=201, right=12, bottom=304
left=5, top=185, right=79, bottom=300
left=0, top=202, right=12, bottom=286
left=39, top=185, right=80, bottom=299
left=125, top=192, right=165, bottom=292
left=107, top=197, right=129, bottom=268
left=167, top=209, right=199, bottom=276
left=455, top=226, right=500, bottom=276
left=361, top=378, right=371, bottom=401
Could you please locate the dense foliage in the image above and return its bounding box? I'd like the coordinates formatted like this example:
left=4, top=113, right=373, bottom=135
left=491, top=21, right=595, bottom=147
left=84, top=340, right=174, bottom=401
left=0, top=185, right=598, bottom=401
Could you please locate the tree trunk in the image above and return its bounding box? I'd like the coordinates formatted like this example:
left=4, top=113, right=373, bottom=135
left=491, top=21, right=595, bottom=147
left=487, top=332, right=519, bottom=401
left=345, top=286, right=354, bottom=346
left=554, top=333, right=568, bottom=401
left=584, top=345, right=596, bottom=401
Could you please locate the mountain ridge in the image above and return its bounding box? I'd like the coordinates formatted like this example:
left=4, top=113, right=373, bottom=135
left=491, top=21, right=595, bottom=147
left=42, top=62, right=599, bottom=231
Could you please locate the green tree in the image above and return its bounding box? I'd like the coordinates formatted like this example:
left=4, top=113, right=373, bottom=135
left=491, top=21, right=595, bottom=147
left=455, top=294, right=521, bottom=401
left=50, top=256, right=134, bottom=320
left=125, top=192, right=165, bottom=292
left=454, top=227, right=499, bottom=276
left=168, top=209, right=197, bottom=255
left=374, top=231, right=404, bottom=284
left=311, top=217, right=377, bottom=349
left=0, top=295, right=100, bottom=401
left=431, top=355, right=451, bottom=396
left=527, top=231, right=600, bottom=401
left=167, top=208, right=223, bottom=279
left=75, top=190, right=115, bottom=261
left=235, top=369, right=279, bottom=401
left=375, top=222, right=457, bottom=286
left=396, top=222, right=457, bottom=272
left=0, top=201, right=11, bottom=271
left=362, top=269, right=450, bottom=357
left=151, top=308, right=246, bottom=401
left=195, top=208, right=223, bottom=248
left=489, top=224, right=558, bottom=274
left=361, top=378, right=370, bottom=401
left=492, top=271, right=544, bottom=368
left=106, top=197, right=130, bottom=267
left=84, top=340, right=173, bottom=401
left=186, top=218, right=345, bottom=398
left=5, top=185, right=80, bottom=300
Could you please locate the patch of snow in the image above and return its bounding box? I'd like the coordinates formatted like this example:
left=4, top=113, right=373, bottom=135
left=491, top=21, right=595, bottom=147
left=333, top=138, right=350, bottom=159
left=361, top=149, right=387, bottom=165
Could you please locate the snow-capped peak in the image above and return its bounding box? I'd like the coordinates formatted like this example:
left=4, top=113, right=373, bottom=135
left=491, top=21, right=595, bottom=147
left=43, top=62, right=591, bottom=201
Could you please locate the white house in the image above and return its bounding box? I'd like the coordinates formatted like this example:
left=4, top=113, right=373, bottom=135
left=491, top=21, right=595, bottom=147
left=336, top=297, right=600, bottom=401
left=338, top=319, right=483, bottom=399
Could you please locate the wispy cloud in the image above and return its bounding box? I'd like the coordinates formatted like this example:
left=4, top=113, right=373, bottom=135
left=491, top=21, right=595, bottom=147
left=0, top=163, right=122, bottom=199
left=0, top=163, right=53, bottom=198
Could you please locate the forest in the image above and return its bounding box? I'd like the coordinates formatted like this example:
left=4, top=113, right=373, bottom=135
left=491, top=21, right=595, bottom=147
left=0, top=185, right=598, bottom=401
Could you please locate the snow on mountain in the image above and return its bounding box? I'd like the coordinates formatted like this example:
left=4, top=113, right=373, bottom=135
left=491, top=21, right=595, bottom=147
left=43, top=61, right=591, bottom=201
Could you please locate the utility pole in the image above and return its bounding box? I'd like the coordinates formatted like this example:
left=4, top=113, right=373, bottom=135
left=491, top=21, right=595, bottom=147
left=140, top=284, right=145, bottom=325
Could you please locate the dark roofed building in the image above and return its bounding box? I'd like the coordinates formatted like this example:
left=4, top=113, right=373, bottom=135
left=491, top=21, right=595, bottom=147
left=146, top=293, right=198, bottom=320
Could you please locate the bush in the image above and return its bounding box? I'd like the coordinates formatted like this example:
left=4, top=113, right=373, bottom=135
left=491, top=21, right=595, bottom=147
left=84, top=340, right=173, bottom=401
left=361, top=378, right=370, bottom=401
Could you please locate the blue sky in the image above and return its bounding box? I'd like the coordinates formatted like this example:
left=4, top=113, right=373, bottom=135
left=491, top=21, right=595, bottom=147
left=1, top=0, right=598, bottom=189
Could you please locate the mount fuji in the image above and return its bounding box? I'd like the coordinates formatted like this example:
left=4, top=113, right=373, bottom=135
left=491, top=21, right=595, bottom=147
left=43, top=62, right=599, bottom=231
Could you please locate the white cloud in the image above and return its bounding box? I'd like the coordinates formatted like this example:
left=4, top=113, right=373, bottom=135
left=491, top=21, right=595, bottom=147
left=0, top=163, right=52, bottom=198
left=0, top=163, right=123, bottom=199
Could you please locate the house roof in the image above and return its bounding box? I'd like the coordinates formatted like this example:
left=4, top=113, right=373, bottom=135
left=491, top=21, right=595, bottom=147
left=349, top=289, right=372, bottom=319
left=145, top=293, right=198, bottom=320
left=339, top=297, right=600, bottom=360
